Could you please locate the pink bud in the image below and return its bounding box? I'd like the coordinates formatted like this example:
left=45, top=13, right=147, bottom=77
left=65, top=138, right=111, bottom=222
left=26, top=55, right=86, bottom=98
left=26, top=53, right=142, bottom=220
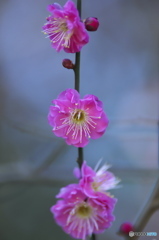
left=84, top=17, right=99, bottom=32
left=120, top=222, right=134, bottom=234
left=62, top=59, right=74, bottom=69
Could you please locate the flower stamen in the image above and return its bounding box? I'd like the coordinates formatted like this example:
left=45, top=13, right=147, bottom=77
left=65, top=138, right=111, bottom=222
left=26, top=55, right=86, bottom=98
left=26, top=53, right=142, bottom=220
left=55, top=108, right=97, bottom=142
left=43, top=18, right=73, bottom=49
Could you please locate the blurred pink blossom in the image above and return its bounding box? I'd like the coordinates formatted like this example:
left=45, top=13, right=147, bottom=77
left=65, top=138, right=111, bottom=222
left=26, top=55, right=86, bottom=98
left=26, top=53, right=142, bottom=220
left=48, top=89, right=109, bottom=147
left=80, top=161, right=120, bottom=198
left=119, top=222, right=134, bottom=234
left=42, top=0, right=89, bottom=53
left=51, top=184, right=116, bottom=240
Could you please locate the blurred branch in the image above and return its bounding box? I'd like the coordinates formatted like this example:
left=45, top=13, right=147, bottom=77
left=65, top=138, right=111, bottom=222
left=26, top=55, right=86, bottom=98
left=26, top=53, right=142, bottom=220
left=0, top=177, right=65, bottom=187
left=3, top=117, right=55, bottom=139
left=0, top=178, right=58, bottom=204
left=0, top=186, right=27, bottom=204
left=3, top=113, right=158, bottom=142
left=110, top=117, right=158, bottom=125
left=0, top=143, right=68, bottom=204
left=157, top=119, right=159, bottom=168
left=33, top=142, right=67, bottom=175
left=133, top=176, right=159, bottom=233
left=121, top=176, right=159, bottom=240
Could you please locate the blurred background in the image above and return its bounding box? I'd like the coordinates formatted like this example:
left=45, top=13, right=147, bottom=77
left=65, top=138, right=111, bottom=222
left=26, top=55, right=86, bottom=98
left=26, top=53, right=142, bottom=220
left=0, top=0, right=159, bottom=239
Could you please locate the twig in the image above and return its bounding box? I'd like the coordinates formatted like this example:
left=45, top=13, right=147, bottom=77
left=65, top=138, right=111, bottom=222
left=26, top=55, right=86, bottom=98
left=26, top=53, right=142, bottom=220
left=73, top=0, right=84, bottom=171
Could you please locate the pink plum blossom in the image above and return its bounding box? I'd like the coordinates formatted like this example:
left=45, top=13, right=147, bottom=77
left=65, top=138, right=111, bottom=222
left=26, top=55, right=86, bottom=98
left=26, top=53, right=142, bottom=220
left=42, top=0, right=89, bottom=53
left=48, top=89, right=109, bottom=147
left=51, top=184, right=117, bottom=240
left=80, top=161, right=120, bottom=198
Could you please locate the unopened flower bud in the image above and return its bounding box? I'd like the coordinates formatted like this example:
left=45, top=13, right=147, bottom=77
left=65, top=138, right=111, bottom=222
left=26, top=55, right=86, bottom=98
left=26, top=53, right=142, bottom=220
left=84, top=17, right=99, bottom=31
left=62, top=59, right=74, bottom=69
left=119, top=222, right=134, bottom=235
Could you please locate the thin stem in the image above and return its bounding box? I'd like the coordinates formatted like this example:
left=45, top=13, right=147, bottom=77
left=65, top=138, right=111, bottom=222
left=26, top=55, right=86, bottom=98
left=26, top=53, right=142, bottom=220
left=77, top=0, right=82, bottom=18
left=91, top=233, right=96, bottom=240
left=73, top=0, right=83, bottom=170
left=74, top=1, right=95, bottom=240
left=74, top=52, right=81, bottom=92
left=74, top=0, right=81, bottom=93
left=74, top=50, right=84, bottom=170
left=77, top=147, right=83, bottom=169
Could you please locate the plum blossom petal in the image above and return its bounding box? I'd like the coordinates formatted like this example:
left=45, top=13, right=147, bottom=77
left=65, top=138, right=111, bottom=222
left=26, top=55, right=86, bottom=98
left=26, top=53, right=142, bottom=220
left=73, top=167, right=81, bottom=179
left=48, top=89, right=109, bottom=147
left=42, top=0, right=89, bottom=53
left=47, top=3, right=62, bottom=12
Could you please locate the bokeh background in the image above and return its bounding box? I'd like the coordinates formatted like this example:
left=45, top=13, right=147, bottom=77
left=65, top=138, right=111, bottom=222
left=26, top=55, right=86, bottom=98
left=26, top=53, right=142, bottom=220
left=0, top=0, right=159, bottom=239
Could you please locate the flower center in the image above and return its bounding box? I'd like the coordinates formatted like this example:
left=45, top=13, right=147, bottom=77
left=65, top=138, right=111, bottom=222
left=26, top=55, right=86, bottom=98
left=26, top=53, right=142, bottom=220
left=72, top=109, right=86, bottom=124
left=54, top=106, right=99, bottom=143
left=57, top=21, right=68, bottom=33
left=92, top=182, right=99, bottom=191
left=76, top=203, right=92, bottom=218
